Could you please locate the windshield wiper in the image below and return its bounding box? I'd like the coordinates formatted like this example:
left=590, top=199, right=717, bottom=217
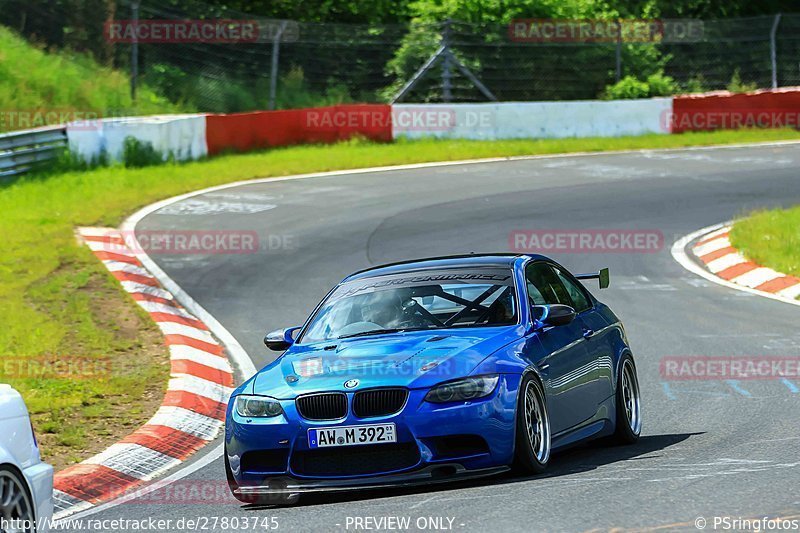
left=336, top=326, right=433, bottom=340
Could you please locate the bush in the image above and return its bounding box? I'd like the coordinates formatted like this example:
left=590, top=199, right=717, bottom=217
left=276, top=67, right=354, bottom=110
left=139, top=64, right=354, bottom=113
left=645, top=71, right=679, bottom=97
left=603, top=76, right=649, bottom=99
left=122, top=136, right=166, bottom=168
left=727, top=68, right=758, bottom=93
left=682, top=75, right=709, bottom=94
left=47, top=147, right=108, bottom=173
left=602, top=70, right=678, bottom=100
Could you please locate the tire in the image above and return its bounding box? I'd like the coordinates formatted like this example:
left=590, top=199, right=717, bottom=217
left=612, top=355, right=642, bottom=444
left=224, top=447, right=299, bottom=506
left=0, top=465, right=36, bottom=533
left=512, top=374, right=551, bottom=474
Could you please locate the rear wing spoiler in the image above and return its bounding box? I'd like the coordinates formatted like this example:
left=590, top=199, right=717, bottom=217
left=575, top=267, right=609, bottom=289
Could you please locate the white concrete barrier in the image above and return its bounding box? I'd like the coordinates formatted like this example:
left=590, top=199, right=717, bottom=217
left=65, top=98, right=675, bottom=164
left=392, top=98, right=673, bottom=140
left=67, top=114, right=208, bottom=163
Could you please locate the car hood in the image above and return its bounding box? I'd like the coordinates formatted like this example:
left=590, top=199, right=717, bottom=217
left=250, top=327, right=520, bottom=398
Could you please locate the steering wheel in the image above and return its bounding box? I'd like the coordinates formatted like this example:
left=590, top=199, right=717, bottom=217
left=400, top=299, right=445, bottom=328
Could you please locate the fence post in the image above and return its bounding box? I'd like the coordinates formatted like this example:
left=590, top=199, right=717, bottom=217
left=615, top=19, right=622, bottom=83
left=130, top=0, right=140, bottom=101
left=441, top=19, right=453, bottom=103
left=770, top=13, right=782, bottom=89
left=269, top=21, right=288, bottom=110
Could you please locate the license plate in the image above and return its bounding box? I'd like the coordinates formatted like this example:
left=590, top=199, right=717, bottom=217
left=308, top=423, right=396, bottom=448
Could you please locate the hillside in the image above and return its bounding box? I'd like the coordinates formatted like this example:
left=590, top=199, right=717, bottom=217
left=0, top=26, right=187, bottom=132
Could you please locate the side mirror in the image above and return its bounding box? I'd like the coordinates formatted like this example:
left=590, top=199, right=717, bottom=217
left=532, top=304, right=576, bottom=329
left=264, top=327, right=300, bottom=351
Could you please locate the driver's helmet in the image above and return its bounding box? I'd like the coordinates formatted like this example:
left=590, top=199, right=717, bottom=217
left=360, top=290, right=405, bottom=327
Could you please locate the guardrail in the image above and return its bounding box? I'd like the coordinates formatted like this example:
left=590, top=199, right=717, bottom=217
left=0, top=126, right=67, bottom=178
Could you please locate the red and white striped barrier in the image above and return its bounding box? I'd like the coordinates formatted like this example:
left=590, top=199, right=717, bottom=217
left=52, top=228, right=235, bottom=516
left=691, top=225, right=800, bottom=301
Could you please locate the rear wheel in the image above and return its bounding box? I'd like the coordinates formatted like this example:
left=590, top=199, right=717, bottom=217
left=0, top=465, right=36, bottom=533
left=513, top=375, right=551, bottom=474
left=612, top=355, right=642, bottom=444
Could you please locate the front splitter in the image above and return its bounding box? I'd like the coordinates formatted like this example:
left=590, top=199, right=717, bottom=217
left=235, top=464, right=509, bottom=497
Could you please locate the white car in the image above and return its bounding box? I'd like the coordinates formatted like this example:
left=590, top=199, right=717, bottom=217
left=0, top=384, right=53, bottom=532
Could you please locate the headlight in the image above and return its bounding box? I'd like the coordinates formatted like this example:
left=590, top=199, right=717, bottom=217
left=424, top=375, right=500, bottom=403
left=235, top=395, right=284, bottom=418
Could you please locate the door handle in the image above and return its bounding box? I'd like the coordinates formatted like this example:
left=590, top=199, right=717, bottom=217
left=582, top=328, right=594, bottom=338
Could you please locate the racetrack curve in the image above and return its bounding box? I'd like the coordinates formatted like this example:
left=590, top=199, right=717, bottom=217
left=77, top=144, right=800, bottom=531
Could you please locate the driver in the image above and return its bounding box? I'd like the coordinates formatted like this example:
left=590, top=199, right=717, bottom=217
left=360, top=290, right=406, bottom=328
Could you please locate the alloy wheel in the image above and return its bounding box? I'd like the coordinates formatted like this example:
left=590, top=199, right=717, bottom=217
left=0, top=469, right=34, bottom=533
left=523, top=380, right=551, bottom=464
left=621, top=359, right=642, bottom=435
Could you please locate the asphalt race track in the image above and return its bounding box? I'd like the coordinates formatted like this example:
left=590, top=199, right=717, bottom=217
left=77, top=144, right=800, bottom=531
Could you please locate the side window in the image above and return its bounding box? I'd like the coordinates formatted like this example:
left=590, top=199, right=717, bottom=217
left=526, top=277, right=546, bottom=305
left=525, top=262, right=571, bottom=306
left=552, top=266, right=592, bottom=313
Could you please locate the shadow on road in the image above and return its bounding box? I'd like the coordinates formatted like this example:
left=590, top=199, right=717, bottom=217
left=536, top=431, right=702, bottom=478
left=243, top=432, right=700, bottom=511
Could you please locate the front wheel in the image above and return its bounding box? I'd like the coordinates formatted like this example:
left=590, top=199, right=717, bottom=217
left=0, top=465, right=36, bottom=533
left=512, top=375, right=551, bottom=474
left=612, top=355, right=642, bottom=444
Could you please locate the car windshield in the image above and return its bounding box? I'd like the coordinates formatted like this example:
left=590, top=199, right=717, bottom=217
left=299, top=268, right=518, bottom=343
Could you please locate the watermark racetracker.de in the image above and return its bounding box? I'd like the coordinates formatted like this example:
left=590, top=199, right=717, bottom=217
left=663, top=109, right=800, bottom=132
left=0, top=109, right=116, bottom=132
left=302, top=107, right=496, bottom=135
left=50, top=478, right=464, bottom=533
left=661, top=356, right=800, bottom=381
left=508, top=18, right=704, bottom=43
left=509, top=229, right=664, bottom=254
left=7, top=515, right=280, bottom=531
left=0, top=356, right=111, bottom=380
left=104, top=18, right=299, bottom=44
left=87, top=229, right=295, bottom=255
left=390, top=107, right=495, bottom=134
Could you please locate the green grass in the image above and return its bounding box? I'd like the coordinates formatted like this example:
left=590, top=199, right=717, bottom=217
left=3, top=128, right=800, bottom=468
left=0, top=26, right=187, bottom=132
left=730, top=205, right=800, bottom=284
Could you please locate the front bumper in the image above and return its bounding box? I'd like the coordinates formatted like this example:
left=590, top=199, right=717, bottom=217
left=25, top=461, right=54, bottom=532
left=225, top=374, right=521, bottom=489
left=233, top=464, right=509, bottom=498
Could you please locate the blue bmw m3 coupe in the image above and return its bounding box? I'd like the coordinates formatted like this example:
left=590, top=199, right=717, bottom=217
left=225, top=254, right=641, bottom=503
